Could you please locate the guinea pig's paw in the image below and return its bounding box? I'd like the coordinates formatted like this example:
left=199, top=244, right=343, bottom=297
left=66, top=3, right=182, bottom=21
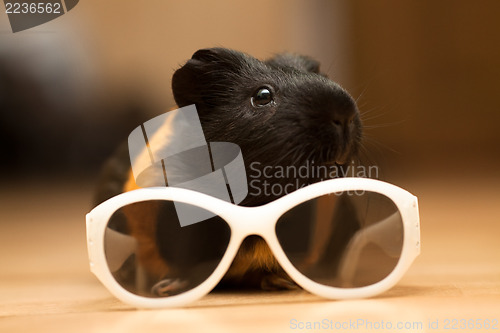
left=260, top=274, right=299, bottom=291
left=151, top=278, right=189, bottom=296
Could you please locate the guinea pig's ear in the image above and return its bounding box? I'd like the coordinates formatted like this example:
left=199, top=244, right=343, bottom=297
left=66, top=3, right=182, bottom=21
left=266, top=53, right=321, bottom=74
left=171, top=48, right=243, bottom=108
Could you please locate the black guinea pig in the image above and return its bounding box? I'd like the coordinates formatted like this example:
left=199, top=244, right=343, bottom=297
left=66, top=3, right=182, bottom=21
left=94, top=47, right=362, bottom=294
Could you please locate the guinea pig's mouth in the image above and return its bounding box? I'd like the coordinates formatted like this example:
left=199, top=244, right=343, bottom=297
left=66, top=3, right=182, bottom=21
left=334, top=149, right=352, bottom=165
left=313, top=143, right=355, bottom=167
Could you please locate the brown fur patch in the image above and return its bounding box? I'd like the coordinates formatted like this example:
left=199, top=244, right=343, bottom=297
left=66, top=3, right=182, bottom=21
left=122, top=175, right=170, bottom=279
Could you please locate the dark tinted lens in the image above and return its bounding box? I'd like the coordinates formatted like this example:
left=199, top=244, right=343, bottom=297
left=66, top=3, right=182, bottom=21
left=276, top=191, right=403, bottom=288
left=104, top=200, right=231, bottom=298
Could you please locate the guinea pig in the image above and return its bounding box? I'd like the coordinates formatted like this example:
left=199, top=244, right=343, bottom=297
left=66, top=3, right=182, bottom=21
left=94, top=47, right=362, bottom=294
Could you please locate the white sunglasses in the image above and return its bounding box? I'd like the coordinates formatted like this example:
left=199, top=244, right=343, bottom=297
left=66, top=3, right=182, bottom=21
left=86, top=177, right=420, bottom=308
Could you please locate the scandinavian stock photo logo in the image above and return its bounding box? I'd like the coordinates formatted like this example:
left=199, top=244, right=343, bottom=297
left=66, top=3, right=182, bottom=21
left=128, top=104, right=248, bottom=227
left=247, top=160, right=379, bottom=197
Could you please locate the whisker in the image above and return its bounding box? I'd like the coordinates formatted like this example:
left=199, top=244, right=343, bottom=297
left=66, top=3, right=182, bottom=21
left=355, top=86, right=368, bottom=104
left=362, top=119, right=407, bottom=129
left=362, top=134, right=401, bottom=155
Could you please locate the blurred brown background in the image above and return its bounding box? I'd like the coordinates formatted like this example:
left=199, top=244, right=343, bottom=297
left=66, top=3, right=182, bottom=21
left=1, top=0, right=499, bottom=183
left=1, top=1, right=500, bottom=325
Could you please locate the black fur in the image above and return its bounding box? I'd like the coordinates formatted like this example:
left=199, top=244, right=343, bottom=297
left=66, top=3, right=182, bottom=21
left=172, top=48, right=361, bottom=205
left=95, top=48, right=361, bottom=206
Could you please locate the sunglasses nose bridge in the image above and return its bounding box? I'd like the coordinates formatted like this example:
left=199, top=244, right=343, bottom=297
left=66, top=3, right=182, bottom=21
left=225, top=205, right=279, bottom=239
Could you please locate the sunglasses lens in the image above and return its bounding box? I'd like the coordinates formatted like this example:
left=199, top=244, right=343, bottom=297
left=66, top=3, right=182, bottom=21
left=104, top=200, right=230, bottom=298
left=276, top=191, right=403, bottom=288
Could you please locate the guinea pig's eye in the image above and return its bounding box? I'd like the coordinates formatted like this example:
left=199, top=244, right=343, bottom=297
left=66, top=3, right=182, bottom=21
left=251, top=87, right=273, bottom=107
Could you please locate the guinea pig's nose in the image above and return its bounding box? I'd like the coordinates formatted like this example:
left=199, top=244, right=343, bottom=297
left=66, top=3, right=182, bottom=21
left=328, top=88, right=358, bottom=130
left=330, top=105, right=357, bottom=130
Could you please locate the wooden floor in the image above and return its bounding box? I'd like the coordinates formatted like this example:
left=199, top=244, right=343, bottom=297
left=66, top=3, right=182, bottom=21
left=1, top=176, right=499, bottom=332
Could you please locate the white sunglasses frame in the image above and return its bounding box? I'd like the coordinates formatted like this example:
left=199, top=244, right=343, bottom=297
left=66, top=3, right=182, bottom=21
left=86, top=177, right=420, bottom=308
